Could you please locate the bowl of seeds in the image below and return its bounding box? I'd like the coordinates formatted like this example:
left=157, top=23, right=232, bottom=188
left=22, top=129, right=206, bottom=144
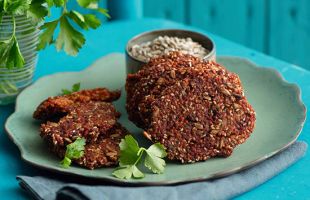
left=126, top=29, right=216, bottom=74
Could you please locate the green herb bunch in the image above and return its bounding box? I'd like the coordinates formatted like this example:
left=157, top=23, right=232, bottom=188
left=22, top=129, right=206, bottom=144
left=113, top=135, right=167, bottom=179
left=0, top=0, right=110, bottom=69
left=60, top=137, right=86, bottom=168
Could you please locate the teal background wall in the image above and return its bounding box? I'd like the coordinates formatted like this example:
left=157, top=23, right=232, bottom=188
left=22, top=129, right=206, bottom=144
left=69, top=0, right=310, bottom=70
left=143, top=0, right=310, bottom=70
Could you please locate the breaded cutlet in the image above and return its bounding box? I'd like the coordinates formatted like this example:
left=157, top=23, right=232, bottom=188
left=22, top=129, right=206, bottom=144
left=126, top=52, right=256, bottom=163
left=33, top=88, right=120, bottom=121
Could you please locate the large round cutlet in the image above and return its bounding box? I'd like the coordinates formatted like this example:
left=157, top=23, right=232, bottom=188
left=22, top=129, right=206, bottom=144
left=126, top=52, right=202, bottom=127
left=137, top=62, right=225, bottom=128
left=40, top=102, right=120, bottom=146
left=126, top=52, right=256, bottom=163
left=34, top=88, right=121, bottom=121
left=144, top=70, right=255, bottom=162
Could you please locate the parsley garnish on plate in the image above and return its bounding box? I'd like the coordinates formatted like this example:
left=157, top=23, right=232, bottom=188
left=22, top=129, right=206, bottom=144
left=112, top=135, right=167, bottom=179
left=60, top=137, right=86, bottom=168
left=61, top=82, right=81, bottom=95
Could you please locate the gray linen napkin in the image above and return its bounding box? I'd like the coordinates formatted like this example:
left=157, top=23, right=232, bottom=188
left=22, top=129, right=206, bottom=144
left=17, top=141, right=307, bottom=200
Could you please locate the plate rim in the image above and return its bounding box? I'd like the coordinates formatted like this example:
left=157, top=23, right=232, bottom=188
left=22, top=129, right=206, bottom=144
left=4, top=53, right=307, bottom=186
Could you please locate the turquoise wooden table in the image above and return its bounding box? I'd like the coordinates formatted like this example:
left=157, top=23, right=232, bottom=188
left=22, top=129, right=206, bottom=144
left=0, top=19, right=309, bottom=199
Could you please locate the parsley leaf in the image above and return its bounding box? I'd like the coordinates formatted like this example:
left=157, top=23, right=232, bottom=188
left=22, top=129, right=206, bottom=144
left=69, top=11, right=88, bottom=30
left=77, top=0, right=98, bottom=8
left=61, top=82, right=81, bottom=95
left=0, top=41, right=12, bottom=68
left=8, top=36, right=24, bottom=68
left=147, top=143, right=167, bottom=158
left=72, top=82, right=81, bottom=92
left=69, top=11, right=101, bottom=30
left=60, top=137, right=86, bottom=168
left=0, top=0, right=110, bottom=68
left=66, top=137, right=85, bottom=158
left=0, top=36, right=24, bottom=69
left=97, top=8, right=110, bottom=18
left=131, top=165, right=145, bottom=178
left=53, top=0, right=65, bottom=7
left=113, top=135, right=167, bottom=179
left=112, top=166, right=133, bottom=179
left=0, top=13, right=2, bottom=24
left=27, top=0, right=48, bottom=24
left=83, top=14, right=101, bottom=29
left=45, top=0, right=54, bottom=7
left=2, top=0, right=31, bottom=15
left=56, top=15, right=85, bottom=56
left=60, top=156, right=71, bottom=168
left=145, top=143, right=167, bottom=174
left=112, top=165, right=144, bottom=179
left=119, top=135, right=140, bottom=166
left=37, top=20, right=58, bottom=50
left=61, top=89, right=71, bottom=95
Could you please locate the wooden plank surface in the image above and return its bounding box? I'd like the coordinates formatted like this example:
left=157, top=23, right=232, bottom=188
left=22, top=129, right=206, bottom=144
left=143, top=0, right=186, bottom=22
left=66, top=0, right=310, bottom=69
left=188, top=0, right=266, bottom=52
left=269, top=0, right=310, bottom=69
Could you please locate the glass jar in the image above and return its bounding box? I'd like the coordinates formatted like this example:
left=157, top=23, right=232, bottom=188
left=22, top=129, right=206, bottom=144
left=0, top=14, right=39, bottom=105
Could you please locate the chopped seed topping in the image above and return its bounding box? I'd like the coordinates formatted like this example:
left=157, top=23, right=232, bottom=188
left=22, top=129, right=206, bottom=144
left=129, top=36, right=210, bottom=62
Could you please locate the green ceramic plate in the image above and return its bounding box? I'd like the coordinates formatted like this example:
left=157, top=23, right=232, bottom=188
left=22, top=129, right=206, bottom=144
left=5, top=53, right=306, bottom=185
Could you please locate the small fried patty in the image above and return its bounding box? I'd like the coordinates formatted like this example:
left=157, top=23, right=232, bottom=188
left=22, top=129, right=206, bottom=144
left=75, top=123, right=128, bottom=169
left=39, top=102, right=128, bottom=169
left=34, top=88, right=130, bottom=169
left=40, top=102, right=120, bottom=145
left=33, top=88, right=121, bottom=121
left=46, top=123, right=128, bottom=169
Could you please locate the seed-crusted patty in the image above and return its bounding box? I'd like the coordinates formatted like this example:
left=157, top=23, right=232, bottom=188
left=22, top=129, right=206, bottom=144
left=39, top=101, right=129, bottom=169
left=75, top=123, right=129, bottom=169
left=138, top=62, right=226, bottom=128
left=34, top=88, right=130, bottom=169
left=47, top=123, right=128, bottom=169
left=40, top=102, right=120, bottom=145
left=126, top=52, right=256, bottom=163
left=33, top=88, right=121, bottom=121
left=126, top=52, right=203, bottom=127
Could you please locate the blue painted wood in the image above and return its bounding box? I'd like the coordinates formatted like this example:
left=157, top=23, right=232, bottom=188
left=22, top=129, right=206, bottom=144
left=0, top=19, right=309, bottom=199
left=107, top=0, right=143, bottom=20
left=188, top=0, right=266, bottom=52
left=143, top=0, right=186, bottom=22
left=269, top=0, right=310, bottom=70
left=66, top=0, right=310, bottom=69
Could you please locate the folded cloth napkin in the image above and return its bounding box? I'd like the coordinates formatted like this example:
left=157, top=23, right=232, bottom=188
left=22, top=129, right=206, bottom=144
left=17, top=141, right=307, bottom=200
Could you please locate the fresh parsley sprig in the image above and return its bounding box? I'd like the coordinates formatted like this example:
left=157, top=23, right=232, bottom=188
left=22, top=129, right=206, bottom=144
left=0, top=0, right=110, bottom=69
left=61, top=82, right=80, bottom=95
left=37, top=0, right=110, bottom=56
left=0, top=14, right=24, bottom=69
left=113, top=135, right=167, bottom=179
left=60, top=137, right=86, bottom=168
